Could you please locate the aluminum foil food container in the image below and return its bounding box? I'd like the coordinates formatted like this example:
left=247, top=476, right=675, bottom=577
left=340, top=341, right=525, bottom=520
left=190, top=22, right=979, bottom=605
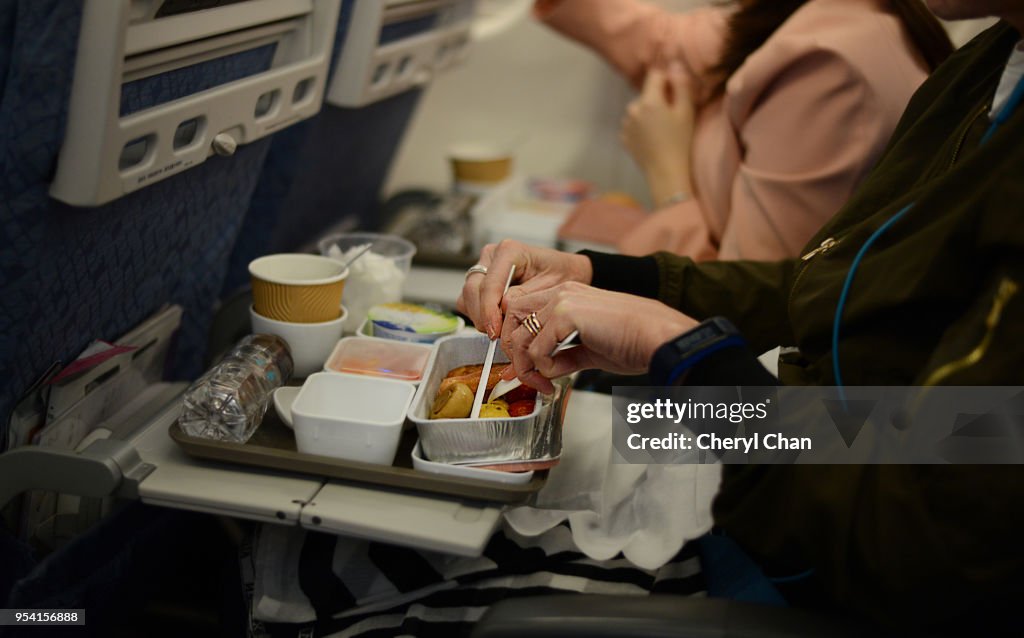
left=409, top=334, right=564, bottom=464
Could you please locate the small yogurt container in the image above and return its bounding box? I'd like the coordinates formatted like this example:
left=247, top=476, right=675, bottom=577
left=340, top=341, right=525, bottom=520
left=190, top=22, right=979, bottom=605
left=367, top=303, right=462, bottom=344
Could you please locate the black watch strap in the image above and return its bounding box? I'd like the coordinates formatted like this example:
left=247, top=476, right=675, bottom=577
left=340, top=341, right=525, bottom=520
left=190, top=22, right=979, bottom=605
left=649, top=317, right=746, bottom=385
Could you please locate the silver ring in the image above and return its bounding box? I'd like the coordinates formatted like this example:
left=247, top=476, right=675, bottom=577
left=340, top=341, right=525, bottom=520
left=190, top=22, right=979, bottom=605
left=523, top=312, right=542, bottom=337
left=465, top=264, right=488, bottom=279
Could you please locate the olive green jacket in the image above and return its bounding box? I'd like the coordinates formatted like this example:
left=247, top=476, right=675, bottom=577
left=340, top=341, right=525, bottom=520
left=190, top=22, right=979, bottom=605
left=651, top=24, right=1024, bottom=631
left=655, top=23, right=1023, bottom=389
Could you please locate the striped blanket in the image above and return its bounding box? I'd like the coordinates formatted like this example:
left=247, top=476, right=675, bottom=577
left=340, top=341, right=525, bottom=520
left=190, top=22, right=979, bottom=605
left=241, top=522, right=704, bottom=638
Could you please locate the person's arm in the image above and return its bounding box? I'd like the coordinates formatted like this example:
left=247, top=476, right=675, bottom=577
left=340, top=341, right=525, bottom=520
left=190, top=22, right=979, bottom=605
left=673, top=339, right=779, bottom=387
left=534, top=0, right=727, bottom=90
left=621, top=47, right=890, bottom=261
left=720, top=48, right=889, bottom=261
left=584, top=250, right=798, bottom=356
left=501, top=283, right=699, bottom=393
left=620, top=65, right=696, bottom=208
left=457, top=242, right=796, bottom=354
left=617, top=200, right=719, bottom=260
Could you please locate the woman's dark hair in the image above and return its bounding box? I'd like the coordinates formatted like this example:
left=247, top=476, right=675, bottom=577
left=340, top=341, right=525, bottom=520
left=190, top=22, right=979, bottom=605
left=706, top=0, right=954, bottom=100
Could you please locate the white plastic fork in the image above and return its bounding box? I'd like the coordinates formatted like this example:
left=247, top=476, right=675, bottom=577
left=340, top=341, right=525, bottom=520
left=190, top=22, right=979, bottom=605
left=469, top=266, right=516, bottom=419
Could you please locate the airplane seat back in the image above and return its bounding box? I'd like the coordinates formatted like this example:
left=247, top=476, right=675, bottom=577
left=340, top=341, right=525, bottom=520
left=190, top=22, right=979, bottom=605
left=0, top=6, right=10, bottom=91
left=0, top=0, right=278, bottom=437
left=221, top=0, right=424, bottom=294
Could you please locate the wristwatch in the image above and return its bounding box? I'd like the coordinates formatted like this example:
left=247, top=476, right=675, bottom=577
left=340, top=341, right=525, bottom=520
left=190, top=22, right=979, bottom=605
left=649, top=317, right=746, bottom=385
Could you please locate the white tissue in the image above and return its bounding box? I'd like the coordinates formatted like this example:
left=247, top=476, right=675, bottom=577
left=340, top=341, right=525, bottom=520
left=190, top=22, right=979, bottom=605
left=504, top=394, right=721, bottom=570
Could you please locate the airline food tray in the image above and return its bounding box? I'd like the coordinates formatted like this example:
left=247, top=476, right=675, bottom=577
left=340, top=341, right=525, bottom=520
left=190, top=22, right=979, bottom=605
left=168, top=411, right=547, bottom=504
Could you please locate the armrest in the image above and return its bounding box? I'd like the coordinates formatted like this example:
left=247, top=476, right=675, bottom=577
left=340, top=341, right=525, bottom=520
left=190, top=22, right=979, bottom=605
left=0, top=439, right=154, bottom=509
left=471, top=595, right=869, bottom=638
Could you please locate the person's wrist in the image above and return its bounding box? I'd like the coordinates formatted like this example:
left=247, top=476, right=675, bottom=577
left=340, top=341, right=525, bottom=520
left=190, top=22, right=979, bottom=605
left=570, top=253, right=594, bottom=285
left=645, top=164, right=690, bottom=207
left=657, top=191, right=691, bottom=209
left=575, top=250, right=658, bottom=297
left=642, top=316, right=698, bottom=367
left=648, top=317, right=746, bottom=385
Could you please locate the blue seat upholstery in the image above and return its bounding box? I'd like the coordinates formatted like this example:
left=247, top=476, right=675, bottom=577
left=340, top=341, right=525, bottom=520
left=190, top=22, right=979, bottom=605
left=0, top=0, right=276, bottom=438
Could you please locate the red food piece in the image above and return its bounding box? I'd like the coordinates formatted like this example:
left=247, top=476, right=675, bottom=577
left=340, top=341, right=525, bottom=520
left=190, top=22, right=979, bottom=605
left=508, top=400, right=535, bottom=417
left=501, top=385, right=538, bottom=404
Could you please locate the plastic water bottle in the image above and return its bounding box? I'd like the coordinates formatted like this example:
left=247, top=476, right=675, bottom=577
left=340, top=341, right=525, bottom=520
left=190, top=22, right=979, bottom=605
left=179, top=334, right=294, bottom=443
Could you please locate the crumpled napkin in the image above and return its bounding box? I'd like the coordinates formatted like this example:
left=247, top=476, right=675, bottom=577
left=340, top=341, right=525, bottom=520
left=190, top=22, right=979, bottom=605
left=504, top=391, right=721, bottom=570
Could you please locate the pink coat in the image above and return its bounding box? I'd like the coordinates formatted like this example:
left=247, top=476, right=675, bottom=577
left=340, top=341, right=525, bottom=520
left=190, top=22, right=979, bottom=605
left=538, top=0, right=930, bottom=260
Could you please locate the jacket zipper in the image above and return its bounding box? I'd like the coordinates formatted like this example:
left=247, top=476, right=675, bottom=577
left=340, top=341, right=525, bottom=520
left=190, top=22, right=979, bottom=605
left=788, top=101, right=990, bottom=363
left=801, top=237, right=840, bottom=261
left=790, top=100, right=981, bottom=316
left=788, top=237, right=843, bottom=311
left=949, top=104, right=988, bottom=169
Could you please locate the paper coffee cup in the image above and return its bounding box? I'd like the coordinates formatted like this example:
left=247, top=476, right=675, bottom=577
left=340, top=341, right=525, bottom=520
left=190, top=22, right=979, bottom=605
left=249, top=254, right=348, bottom=323
left=448, top=143, right=513, bottom=193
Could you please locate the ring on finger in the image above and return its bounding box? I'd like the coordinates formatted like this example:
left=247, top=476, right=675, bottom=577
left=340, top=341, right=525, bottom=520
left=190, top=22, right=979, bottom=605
left=523, top=312, right=542, bottom=337
left=465, top=264, right=488, bottom=279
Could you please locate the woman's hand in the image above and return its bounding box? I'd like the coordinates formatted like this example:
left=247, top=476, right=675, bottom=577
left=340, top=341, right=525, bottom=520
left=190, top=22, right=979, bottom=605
left=456, top=240, right=593, bottom=339
left=620, top=63, right=696, bottom=206
left=501, top=282, right=698, bottom=393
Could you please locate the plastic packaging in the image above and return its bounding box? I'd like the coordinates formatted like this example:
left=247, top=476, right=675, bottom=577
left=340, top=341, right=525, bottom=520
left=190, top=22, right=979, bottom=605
left=318, top=233, right=416, bottom=333
left=324, top=336, right=431, bottom=382
left=367, top=302, right=461, bottom=343
left=179, top=334, right=294, bottom=443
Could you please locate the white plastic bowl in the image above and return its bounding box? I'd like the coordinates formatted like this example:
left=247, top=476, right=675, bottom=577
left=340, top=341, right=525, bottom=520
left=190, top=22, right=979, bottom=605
left=250, top=304, right=348, bottom=378
left=290, top=373, right=415, bottom=465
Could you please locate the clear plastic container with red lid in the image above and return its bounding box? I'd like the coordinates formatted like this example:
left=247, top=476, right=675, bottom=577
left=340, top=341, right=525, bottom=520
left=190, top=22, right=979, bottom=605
left=324, top=337, right=432, bottom=383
